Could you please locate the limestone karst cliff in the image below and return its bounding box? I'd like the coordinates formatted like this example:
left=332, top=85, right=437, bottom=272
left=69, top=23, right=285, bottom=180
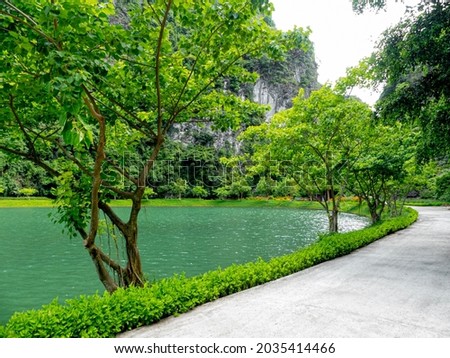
left=170, top=45, right=320, bottom=151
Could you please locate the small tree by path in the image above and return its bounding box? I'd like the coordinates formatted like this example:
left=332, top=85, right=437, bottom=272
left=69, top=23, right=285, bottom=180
left=349, top=123, right=418, bottom=223
left=243, top=86, right=372, bottom=232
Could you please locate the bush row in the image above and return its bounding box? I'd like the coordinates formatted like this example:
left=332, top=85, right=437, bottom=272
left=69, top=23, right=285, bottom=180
left=1, top=208, right=418, bottom=338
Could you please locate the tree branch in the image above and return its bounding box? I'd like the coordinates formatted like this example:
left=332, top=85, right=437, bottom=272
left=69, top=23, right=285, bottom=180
left=155, top=0, right=173, bottom=135
left=98, top=200, right=128, bottom=237
left=82, top=85, right=106, bottom=250
left=147, top=1, right=163, bottom=27
left=90, top=88, right=157, bottom=139
left=8, top=94, right=37, bottom=158
left=1, top=2, right=62, bottom=50
left=102, top=183, right=135, bottom=200
left=0, top=144, right=61, bottom=178
left=104, top=157, right=139, bottom=187
left=169, top=21, right=228, bottom=115
left=55, top=139, right=93, bottom=177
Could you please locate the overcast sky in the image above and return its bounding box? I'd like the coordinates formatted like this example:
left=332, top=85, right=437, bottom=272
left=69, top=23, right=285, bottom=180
left=270, top=0, right=419, bottom=105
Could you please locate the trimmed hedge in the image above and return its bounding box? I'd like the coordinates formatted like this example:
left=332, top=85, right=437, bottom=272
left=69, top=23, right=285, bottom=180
left=1, top=208, right=418, bottom=338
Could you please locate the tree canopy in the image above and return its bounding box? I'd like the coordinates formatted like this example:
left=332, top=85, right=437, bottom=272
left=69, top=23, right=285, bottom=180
left=373, top=2, right=450, bottom=158
left=349, top=0, right=450, bottom=160
left=242, top=86, right=373, bottom=232
left=0, top=0, right=284, bottom=291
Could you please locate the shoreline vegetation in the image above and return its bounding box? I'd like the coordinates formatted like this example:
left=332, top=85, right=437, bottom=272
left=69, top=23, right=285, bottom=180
left=1, top=198, right=421, bottom=337
left=0, top=196, right=447, bottom=209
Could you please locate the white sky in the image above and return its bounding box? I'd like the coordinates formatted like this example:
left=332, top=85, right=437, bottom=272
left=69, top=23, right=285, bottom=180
left=271, top=0, right=419, bottom=105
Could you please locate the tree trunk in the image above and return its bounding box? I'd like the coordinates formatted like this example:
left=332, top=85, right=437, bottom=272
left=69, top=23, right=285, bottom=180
left=328, top=209, right=339, bottom=233
left=117, top=138, right=165, bottom=288
left=370, top=210, right=381, bottom=223
left=86, top=245, right=119, bottom=292
left=368, top=200, right=382, bottom=223
left=123, top=208, right=145, bottom=286
left=82, top=88, right=122, bottom=292
left=326, top=169, right=339, bottom=233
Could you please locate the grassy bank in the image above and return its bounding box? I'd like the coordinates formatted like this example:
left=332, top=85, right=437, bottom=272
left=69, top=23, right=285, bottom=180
left=0, top=204, right=418, bottom=338
left=3, top=195, right=447, bottom=210
left=1, top=197, right=317, bottom=208
left=0, top=197, right=54, bottom=207
left=2, top=196, right=448, bottom=209
left=0, top=196, right=361, bottom=210
left=404, top=198, right=449, bottom=206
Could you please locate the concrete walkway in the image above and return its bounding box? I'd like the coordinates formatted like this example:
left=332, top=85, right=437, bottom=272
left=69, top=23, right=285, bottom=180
left=119, top=206, right=450, bottom=338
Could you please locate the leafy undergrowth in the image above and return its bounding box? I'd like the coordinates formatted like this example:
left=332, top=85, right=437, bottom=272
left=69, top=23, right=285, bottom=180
left=0, top=208, right=418, bottom=338
left=404, top=198, right=449, bottom=207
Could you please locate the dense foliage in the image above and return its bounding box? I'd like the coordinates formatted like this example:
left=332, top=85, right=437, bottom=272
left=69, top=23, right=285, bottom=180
left=345, top=0, right=450, bottom=200
left=0, top=0, right=289, bottom=291
left=0, top=25, right=318, bottom=200
left=240, top=85, right=428, bottom=229
left=0, top=207, right=417, bottom=338
left=351, top=0, right=450, bottom=160
left=374, top=2, right=450, bottom=159
left=242, top=86, right=373, bottom=231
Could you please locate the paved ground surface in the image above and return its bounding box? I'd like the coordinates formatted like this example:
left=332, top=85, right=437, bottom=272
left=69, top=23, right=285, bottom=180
left=119, top=206, right=450, bottom=338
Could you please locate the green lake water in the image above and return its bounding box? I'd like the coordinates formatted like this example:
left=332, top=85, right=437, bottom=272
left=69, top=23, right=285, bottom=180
left=0, top=206, right=369, bottom=323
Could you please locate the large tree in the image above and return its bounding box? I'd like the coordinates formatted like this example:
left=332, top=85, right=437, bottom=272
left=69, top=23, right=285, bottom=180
left=243, top=86, right=372, bottom=232
left=375, top=2, right=450, bottom=158
left=352, top=0, right=450, bottom=159
left=0, top=0, right=283, bottom=291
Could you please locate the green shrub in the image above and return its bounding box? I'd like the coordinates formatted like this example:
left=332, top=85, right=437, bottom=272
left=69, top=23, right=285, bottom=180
left=3, top=208, right=418, bottom=338
left=214, top=186, right=231, bottom=199
left=436, top=172, right=450, bottom=201
left=18, top=187, right=38, bottom=197
left=191, top=185, right=208, bottom=198
left=143, top=187, right=156, bottom=199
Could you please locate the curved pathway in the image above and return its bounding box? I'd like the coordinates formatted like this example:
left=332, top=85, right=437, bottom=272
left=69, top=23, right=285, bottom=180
left=119, top=207, right=450, bottom=338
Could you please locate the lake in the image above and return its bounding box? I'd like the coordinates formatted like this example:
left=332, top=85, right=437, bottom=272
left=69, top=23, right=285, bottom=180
left=0, top=206, right=369, bottom=323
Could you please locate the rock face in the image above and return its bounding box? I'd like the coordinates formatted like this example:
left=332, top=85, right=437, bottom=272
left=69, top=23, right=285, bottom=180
left=253, top=79, right=280, bottom=118
left=169, top=123, right=244, bottom=152
left=251, top=48, right=319, bottom=120
left=171, top=47, right=319, bottom=150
